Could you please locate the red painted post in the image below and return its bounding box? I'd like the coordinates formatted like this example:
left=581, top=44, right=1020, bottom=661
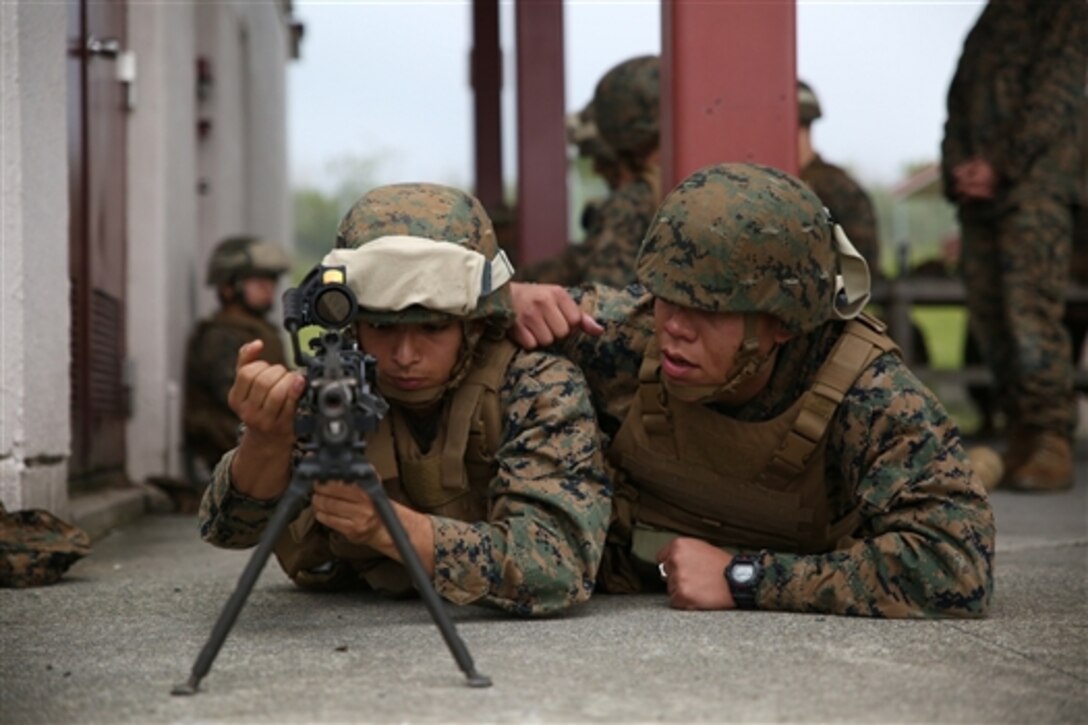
left=661, top=0, right=797, bottom=191
left=471, top=0, right=504, bottom=213
left=514, top=0, right=568, bottom=266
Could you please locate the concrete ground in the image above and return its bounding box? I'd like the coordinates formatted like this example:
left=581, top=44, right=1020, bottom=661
left=1, top=452, right=1085, bottom=724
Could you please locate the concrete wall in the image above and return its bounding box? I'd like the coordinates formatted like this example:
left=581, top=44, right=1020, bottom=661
left=126, top=2, right=291, bottom=483
left=125, top=5, right=199, bottom=485
left=1, top=1, right=292, bottom=511
left=194, top=4, right=291, bottom=320
left=0, top=4, right=72, bottom=515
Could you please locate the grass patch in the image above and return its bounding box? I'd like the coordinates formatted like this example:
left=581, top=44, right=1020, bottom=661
left=912, top=305, right=968, bottom=369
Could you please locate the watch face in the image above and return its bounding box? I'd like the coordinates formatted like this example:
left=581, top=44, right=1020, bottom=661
left=731, top=563, right=756, bottom=585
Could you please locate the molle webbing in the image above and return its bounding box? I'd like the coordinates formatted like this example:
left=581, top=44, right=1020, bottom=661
left=612, top=315, right=897, bottom=553
left=757, top=314, right=897, bottom=491
left=387, top=338, right=516, bottom=518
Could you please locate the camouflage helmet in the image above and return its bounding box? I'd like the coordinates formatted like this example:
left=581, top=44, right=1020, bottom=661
left=567, top=101, right=616, bottom=163
left=797, top=80, right=822, bottom=126
left=637, top=163, right=837, bottom=334
left=335, top=183, right=514, bottom=328
left=592, top=55, right=659, bottom=155
left=206, top=236, right=290, bottom=286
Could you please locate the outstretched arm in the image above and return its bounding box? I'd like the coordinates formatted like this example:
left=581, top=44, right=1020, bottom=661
left=760, top=356, right=994, bottom=618
left=508, top=282, right=603, bottom=349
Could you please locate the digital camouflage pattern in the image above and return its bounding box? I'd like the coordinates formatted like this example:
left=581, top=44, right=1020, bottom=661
left=638, top=163, right=837, bottom=333
left=593, top=55, right=659, bottom=155
left=941, top=0, right=1086, bottom=207
left=183, top=309, right=288, bottom=467
left=800, top=155, right=881, bottom=276
left=335, top=183, right=514, bottom=328
left=0, top=503, right=91, bottom=588
left=198, top=347, right=613, bottom=616
left=568, top=101, right=616, bottom=165
left=959, top=197, right=1076, bottom=435
left=561, top=284, right=994, bottom=618
left=522, top=178, right=658, bottom=288
left=941, top=0, right=1086, bottom=437
left=206, top=236, right=290, bottom=286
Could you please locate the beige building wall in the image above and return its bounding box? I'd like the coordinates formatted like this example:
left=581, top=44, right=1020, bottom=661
left=1, top=1, right=294, bottom=516
left=0, top=3, right=72, bottom=515
left=127, top=2, right=293, bottom=486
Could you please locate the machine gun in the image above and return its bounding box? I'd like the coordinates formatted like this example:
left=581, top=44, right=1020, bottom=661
left=172, top=265, right=491, bottom=695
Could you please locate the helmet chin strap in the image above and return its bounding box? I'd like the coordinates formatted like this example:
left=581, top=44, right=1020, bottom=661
left=662, top=313, right=777, bottom=405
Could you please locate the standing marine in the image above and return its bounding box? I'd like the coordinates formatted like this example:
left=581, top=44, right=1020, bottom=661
left=797, top=79, right=881, bottom=276
left=941, top=0, right=1086, bottom=491
left=520, top=55, right=660, bottom=287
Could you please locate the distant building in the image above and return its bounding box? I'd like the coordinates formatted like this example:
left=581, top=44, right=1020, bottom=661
left=1, top=1, right=301, bottom=533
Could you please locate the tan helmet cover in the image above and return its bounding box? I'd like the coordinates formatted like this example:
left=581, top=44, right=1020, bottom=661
left=335, top=183, right=515, bottom=328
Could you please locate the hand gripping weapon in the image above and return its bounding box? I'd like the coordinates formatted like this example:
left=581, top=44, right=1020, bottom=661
left=173, top=265, right=491, bottom=694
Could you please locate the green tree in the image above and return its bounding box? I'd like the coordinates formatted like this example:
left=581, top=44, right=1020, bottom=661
left=292, top=153, right=387, bottom=277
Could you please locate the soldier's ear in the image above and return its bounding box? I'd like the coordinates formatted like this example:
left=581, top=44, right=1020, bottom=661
left=770, top=317, right=794, bottom=345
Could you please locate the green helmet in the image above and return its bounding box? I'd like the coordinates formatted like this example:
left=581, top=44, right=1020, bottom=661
left=637, top=163, right=837, bottom=334
left=335, top=183, right=514, bottom=328
left=797, top=80, right=822, bottom=126
left=567, top=101, right=616, bottom=163
left=592, top=55, right=659, bottom=155
left=206, top=236, right=290, bottom=286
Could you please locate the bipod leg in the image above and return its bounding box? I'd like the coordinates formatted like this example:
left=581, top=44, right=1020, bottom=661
left=171, top=473, right=311, bottom=695
left=357, top=465, right=492, bottom=688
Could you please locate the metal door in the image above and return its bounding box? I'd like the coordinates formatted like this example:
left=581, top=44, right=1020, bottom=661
left=67, top=0, right=129, bottom=489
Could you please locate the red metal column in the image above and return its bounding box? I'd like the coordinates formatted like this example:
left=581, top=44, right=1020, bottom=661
left=661, top=0, right=797, bottom=190
left=514, top=0, right=567, bottom=266
left=471, top=0, right=504, bottom=213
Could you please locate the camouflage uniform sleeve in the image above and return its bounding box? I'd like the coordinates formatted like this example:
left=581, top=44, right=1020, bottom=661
left=578, top=181, right=657, bottom=288
left=991, top=3, right=1087, bottom=185
left=940, top=38, right=973, bottom=202
left=757, top=354, right=995, bottom=618
left=198, top=448, right=281, bottom=548
left=429, top=350, right=613, bottom=616
left=560, top=284, right=653, bottom=430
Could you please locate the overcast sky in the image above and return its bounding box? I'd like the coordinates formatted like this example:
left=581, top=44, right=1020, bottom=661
left=287, top=0, right=986, bottom=192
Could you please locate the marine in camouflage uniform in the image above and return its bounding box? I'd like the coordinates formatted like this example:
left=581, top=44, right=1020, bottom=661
left=523, top=164, right=994, bottom=617
left=797, top=80, right=881, bottom=276
left=183, top=236, right=290, bottom=473
left=520, top=56, right=660, bottom=288
left=940, top=0, right=1087, bottom=490
left=199, top=184, right=612, bottom=616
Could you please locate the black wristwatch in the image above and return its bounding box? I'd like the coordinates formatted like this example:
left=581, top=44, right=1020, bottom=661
left=725, top=554, right=763, bottom=610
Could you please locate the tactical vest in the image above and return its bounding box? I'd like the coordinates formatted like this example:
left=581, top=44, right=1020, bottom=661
left=274, top=339, right=518, bottom=593
left=609, top=315, right=898, bottom=559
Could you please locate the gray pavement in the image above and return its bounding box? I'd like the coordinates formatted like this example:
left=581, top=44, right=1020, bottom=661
left=2, top=459, right=1086, bottom=724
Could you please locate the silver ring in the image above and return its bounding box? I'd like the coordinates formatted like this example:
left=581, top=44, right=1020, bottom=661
left=658, top=562, right=667, bottom=580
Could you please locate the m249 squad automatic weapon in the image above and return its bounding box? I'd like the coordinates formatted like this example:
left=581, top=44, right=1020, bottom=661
left=172, top=264, right=491, bottom=695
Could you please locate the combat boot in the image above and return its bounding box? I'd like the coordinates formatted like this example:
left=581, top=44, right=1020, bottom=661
left=966, top=446, right=1004, bottom=492
left=1000, top=422, right=1032, bottom=475
left=1004, top=431, right=1073, bottom=492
